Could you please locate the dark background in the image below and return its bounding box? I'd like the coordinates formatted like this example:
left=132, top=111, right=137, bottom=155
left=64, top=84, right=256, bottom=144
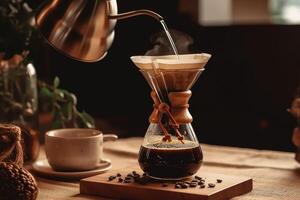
left=33, top=0, right=300, bottom=152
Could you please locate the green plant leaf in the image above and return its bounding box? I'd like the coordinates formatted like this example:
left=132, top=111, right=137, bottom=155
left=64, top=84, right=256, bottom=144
left=77, top=111, right=95, bottom=128
left=37, top=77, right=95, bottom=129
left=53, top=76, right=60, bottom=89
left=55, top=89, right=65, bottom=101
left=39, top=87, right=53, bottom=101
left=61, top=102, right=72, bottom=121
left=82, top=111, right=95, bottom=126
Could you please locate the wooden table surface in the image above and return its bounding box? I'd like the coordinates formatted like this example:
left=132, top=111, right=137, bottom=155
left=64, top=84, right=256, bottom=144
left=30, top=137, right=300, bottom=200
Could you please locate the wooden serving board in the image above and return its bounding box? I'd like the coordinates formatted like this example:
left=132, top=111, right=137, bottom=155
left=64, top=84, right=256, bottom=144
left=80, top=167, right=252, bottom=200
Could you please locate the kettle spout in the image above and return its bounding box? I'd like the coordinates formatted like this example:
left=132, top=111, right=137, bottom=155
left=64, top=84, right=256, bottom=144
left=109, top=9, right=163, bottom=21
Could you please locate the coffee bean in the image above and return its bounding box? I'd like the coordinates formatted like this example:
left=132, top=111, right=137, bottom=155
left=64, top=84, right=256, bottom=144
left=125, top=177, right=132, bottom=180
left=181, top=183, right=189, bottom=189
left=118, top=178, right=123, bottom=182
left=191, top=180, right=198, bottom=183
left=198, top=181, right=205, bottom=185
left=132, top=171, right=137, bottom=175
left=200, top=184, right=205, bottom=188
left=108, top=175, right=116, bottom=181
left=142, top=173, right=147, bottom=176
left=195, top=176, right=202, bottom=180
left=190, top=183, right=197, bottom=187
left=217, top=179, right=222, bottom=183
left=116, top=173, right=122, bottom=177
left=127, top=173, right=133, bottom=177
left=134, top=174, right=140, bottom=178
left=208, top=183, right=215, bottom=188
left=175, top=184, right=181, bottom=189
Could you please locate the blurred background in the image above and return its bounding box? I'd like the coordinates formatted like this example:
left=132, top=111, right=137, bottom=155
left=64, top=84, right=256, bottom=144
left=3, top=0, right=300, bottom=152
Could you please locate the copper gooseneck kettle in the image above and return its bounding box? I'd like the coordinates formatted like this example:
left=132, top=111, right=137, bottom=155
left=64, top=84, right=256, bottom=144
left=36, top=0, right=163, bottom=62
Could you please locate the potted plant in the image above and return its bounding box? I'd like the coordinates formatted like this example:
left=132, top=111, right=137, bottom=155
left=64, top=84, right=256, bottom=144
left=0, top=0, right=95, bottom=163
left=0, top=0, right=40, bottom=164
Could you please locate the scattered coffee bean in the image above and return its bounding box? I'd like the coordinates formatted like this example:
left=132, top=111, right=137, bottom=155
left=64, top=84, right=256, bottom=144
left=198, top=181, right=205, bottom=185
left=191, top=180, right=198, bottom=183
left=175, top=184, right=181, bottom=189
left=190, top=183, right=197, bottom=187
left=142, top=173, right=147, bottom=176
left=134, top=174, right=141, bottom=179
left=125, top=177, right=132, bottom=180
left=208, top=183, right=215, bottom=188
left=200, top=184, right=205, bottom=188
left=181, top=183, right=189, bottom=189
left=195, top=176, right=202, bottom=180
left=116, top=173, right=121, bottom=177
left=217, top=179, right=222, bottom=183
left=162, top=183, right=168, bottom=187
left=118, top=178, right=123, bottom=182
left=132, top=171, right=137, bottom=175
left=198, top=182, right=205, bottom=186
left=127, top=173, right=133, bottom=177
left=108, top=175, right=116, bottom=181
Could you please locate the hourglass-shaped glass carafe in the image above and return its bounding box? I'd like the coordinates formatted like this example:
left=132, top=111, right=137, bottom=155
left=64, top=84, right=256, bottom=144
left=131, top=54, right=211, bottom=180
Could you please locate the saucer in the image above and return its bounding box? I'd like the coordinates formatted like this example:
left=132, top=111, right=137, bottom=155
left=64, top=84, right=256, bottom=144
left=32, top=159, right=112, bottom=180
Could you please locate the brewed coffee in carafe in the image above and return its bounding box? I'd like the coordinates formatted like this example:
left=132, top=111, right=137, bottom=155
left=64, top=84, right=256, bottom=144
left=131, top=54, right=211, bottom=180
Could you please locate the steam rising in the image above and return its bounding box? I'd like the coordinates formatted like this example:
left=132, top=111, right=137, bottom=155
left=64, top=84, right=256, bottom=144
left=145, top=29, right=194, bottom=56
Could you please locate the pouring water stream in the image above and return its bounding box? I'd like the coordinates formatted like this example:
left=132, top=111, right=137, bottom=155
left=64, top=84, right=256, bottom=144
left=160, top=20, right=179, bottom=60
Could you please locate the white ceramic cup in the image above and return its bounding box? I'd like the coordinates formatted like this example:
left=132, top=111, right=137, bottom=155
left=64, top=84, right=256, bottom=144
left=45, top=128, right=118, bottom=171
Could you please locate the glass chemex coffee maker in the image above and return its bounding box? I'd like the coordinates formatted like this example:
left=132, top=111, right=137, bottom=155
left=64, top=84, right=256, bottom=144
left=131, top=54, right=211, bottom=180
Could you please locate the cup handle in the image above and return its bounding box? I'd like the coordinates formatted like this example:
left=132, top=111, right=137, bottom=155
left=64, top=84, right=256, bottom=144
left=103, top=134, right=118, bottom=142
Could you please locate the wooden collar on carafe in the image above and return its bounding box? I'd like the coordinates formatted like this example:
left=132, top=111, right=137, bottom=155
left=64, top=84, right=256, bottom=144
left=149, top=90, right=193, bottom=124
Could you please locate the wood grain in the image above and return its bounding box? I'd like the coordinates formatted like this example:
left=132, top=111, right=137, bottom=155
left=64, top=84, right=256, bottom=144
left=80, top=167, right=252, bottom=200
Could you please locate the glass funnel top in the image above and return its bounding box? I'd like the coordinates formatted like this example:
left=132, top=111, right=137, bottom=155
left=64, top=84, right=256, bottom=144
left=130, top=54, right=211, bottom=92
